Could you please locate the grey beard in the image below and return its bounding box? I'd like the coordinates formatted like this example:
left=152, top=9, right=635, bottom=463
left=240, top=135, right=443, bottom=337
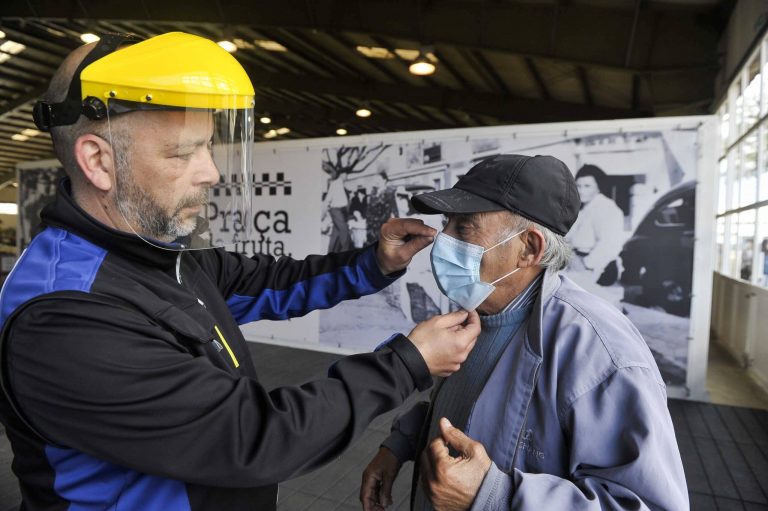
left=115, top=157, right=208, bottom=241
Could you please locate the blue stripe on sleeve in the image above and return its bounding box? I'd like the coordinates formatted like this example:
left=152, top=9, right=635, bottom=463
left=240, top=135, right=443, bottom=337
left=45, top=445, right=191, bottom=510
left=226, top=245, right=396, bottom=324
left=0, top=227, right=106, bottom=327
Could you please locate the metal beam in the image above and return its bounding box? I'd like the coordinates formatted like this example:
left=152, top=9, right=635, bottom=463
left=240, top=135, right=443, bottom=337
left=244, top=68, right=643, bottom=123
left=0, top=1, right=721, bottom=75
left=577, top=66, right=593, bottom=106
left=525, top=58, right=551, bottom=101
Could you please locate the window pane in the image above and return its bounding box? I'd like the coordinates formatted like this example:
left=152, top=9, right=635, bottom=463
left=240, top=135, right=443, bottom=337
left=737, top=210, right=756, bottom=281
left=718, top=157, right=728, bottom=214
left=726, top=214, right=738, bottom=276
left=733, top=82, right=744, bottom=137
left=741, top=134, right=758, bottom=207
left=744, top=54, right=761, bottom=130
left=761, top=125, right=768, bottom=201
left=730, top=150, right=741, bottom=210
left=716, top=216, right=726, bottom=273
left=719, top=103, right=730, bottom=157
left=758, top=207, right=768, bottom=287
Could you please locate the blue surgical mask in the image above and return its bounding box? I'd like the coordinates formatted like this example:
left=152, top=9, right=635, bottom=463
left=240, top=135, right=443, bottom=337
left=430, top=229, right=524, bottom=311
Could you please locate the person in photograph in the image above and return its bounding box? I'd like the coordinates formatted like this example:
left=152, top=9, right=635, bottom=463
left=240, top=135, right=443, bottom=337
left=565, top=164, right=625, bottom=286
left=367, top=172, right=396, bottom=244
left=360, top=154, right=687, bottom=511
left=348, top=185, right=369, bottom=248
left=324, top=166, right=354, bottom=251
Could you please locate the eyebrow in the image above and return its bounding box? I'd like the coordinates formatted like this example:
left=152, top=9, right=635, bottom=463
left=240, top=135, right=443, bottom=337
left=163, top=137, right=212, bottom=152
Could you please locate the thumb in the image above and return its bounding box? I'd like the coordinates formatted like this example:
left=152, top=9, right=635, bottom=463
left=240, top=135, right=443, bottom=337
left=439, top=418, right=474, bottom=456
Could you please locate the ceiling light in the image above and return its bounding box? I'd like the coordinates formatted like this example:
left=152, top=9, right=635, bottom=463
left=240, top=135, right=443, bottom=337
left=263, top=129, right=278, bottom=139
left=0, top=40, right=25, bottom=54
left=0, top=203, right=18, bottom=215
left=259, top=116, right=272, bottom=124
left=409, top=56, right=436, bottom=76
left=355, top=107, right=372, bottom=118
left=80, top=33, right=100, bottom=44
left=0, top=54, right=11, bottom=64
left=356, top=46, right=395, bottom=59
left=11, top=134, right=29, bottom=142
left=336, top=127, right=348, bottom=136
left=217, top=40, right=237, bottom=53
left=394, top=49, right=420, bottom=61
left=21, top=128, right=40, bottom=137
left=233, top=38, right=255, bottom=50
left=254, top=40, right=287, bottom=52
left=276, top=127, right=290, bottom=135
left=0, top=30, right=5, bottom=39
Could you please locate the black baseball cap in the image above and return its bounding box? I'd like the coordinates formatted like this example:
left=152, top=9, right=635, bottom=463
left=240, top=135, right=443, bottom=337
left=411, top=154, right=580, bottom=236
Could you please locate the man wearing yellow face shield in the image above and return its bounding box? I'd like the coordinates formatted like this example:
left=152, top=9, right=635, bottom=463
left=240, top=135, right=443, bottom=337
left=0, top=32, right=480, bottom=510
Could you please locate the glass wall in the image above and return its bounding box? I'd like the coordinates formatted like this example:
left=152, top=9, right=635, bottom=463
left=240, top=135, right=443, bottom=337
left=717, top=37, right=768, bottom=287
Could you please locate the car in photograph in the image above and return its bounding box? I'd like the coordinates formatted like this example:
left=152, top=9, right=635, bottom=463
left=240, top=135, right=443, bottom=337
left=619, top=180, right=695, bottom=317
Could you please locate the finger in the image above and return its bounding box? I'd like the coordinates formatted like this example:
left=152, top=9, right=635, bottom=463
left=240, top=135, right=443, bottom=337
left=360, top=473, right=380, bottom=508
left=460, top=309, right=481, bottom=335
left=439, top=418, right=474, bottom=456
left=380, top=472, right=396, bottom=508
left=435, top=309, right=470, bottom=328
left=401, top=234, right=435, bottom=253
left=383, top=219, right=437, bottom=240
left=428, top=434, right=451, bottom=466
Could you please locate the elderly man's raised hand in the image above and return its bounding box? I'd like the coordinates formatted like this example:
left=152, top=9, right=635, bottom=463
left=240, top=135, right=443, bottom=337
left=375, top=218, right=437, bottom=275
left=408, top=310, right=480, bottom=377
left=420, top=418, right=491, bottom=511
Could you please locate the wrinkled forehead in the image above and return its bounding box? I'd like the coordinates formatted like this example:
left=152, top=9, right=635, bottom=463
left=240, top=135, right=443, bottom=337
left=122, top=109, right=214, bottom=143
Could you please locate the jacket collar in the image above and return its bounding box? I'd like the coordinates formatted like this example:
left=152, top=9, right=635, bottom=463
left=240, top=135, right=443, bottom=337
left=524, top=267, right=562, bottom=359
left=40, top=179, right=181, bottom=270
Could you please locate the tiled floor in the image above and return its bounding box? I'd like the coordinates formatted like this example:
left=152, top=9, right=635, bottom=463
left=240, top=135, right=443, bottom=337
left=1, top=342, right=767, bottom=510
left=707, top=341, right=768, bottom=410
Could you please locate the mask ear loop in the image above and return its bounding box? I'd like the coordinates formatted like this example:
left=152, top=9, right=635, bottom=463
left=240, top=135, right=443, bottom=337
left=483, top=228, right=525, bottom=253
left=490, top=267, right=521, bottom=285
left=484, top=228, right=526, bottom=285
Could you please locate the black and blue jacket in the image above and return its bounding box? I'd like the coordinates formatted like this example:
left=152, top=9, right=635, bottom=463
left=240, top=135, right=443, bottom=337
left=0, top=181, right=431, bottom=510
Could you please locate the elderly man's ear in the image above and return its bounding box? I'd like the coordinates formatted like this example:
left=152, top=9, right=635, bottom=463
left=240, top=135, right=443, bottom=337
left=75, top=134, right=116, bottom=193
left=518, top=229, right=546, bottom=267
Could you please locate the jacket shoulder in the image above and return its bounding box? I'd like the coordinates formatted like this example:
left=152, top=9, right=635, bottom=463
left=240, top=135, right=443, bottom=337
left=542, top=275, right=665, bottom=410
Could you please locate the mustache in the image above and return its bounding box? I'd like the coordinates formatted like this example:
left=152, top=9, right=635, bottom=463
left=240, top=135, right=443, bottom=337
left=174, top=188, right=210, bottom=212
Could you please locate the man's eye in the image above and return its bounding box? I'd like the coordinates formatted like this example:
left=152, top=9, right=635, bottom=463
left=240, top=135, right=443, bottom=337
left=175, top=153, right=193, bottom=161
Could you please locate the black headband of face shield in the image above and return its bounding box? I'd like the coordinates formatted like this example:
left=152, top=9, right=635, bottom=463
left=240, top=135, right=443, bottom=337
left=32, top=33, right=143, bottom=132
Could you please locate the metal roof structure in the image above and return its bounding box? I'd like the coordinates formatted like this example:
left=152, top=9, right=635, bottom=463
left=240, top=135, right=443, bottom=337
left=0, top=0, right=734, bottom=184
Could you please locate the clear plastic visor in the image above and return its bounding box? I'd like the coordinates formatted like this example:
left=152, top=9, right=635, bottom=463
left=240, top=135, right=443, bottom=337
left=106, top=101, right=254, bottom=250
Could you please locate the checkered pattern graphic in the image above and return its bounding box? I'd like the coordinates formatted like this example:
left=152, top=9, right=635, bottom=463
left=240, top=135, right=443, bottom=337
left=212, top=172, right=292, bottom=197
left=253, top=172, right=292, bottom=196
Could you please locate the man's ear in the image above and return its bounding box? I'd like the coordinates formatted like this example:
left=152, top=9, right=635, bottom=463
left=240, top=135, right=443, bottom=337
left=74, top=134, right=115, bottom=192
left=519, top=229, right=547, bottom=268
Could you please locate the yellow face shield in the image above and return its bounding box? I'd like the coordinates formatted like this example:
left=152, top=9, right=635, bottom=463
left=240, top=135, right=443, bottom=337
left=35, top=32, right=256, bottom=250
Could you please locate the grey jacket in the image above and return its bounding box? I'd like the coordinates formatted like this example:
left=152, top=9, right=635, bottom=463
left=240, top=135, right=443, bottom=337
left=383, top=270, right=689, bottom=510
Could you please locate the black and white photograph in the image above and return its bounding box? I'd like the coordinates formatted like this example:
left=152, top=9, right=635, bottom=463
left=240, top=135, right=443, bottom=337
left=316, top=126, right=701, bottom=387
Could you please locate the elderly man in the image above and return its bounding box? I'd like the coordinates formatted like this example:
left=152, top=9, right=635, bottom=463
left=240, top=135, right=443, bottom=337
left=361, top=154, right=688, bottom=511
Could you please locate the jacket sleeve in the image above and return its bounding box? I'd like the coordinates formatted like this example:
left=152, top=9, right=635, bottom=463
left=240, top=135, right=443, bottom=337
left=203, top=243, right=401, bottom=324
left=381, top=401, right=430, bottom=463
left=469, top=367, right=689, bottom=511
left=5, top=297, right=431, bottom=487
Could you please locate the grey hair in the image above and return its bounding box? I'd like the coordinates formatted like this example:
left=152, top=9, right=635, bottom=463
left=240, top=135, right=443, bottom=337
left=502, top=212, right=572, bottom=272
left=41, top=42, right=131, bottom=189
